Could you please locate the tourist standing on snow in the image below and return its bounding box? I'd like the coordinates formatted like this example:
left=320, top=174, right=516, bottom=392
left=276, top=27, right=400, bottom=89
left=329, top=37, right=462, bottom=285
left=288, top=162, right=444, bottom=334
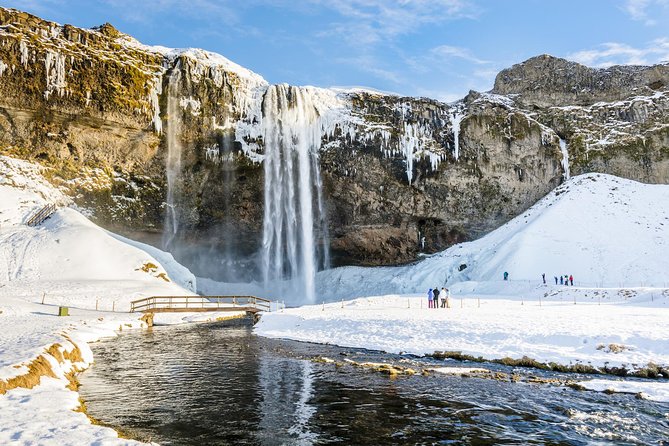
left=569, top=275, right=574, bottom=286
left=446, top=288, right=451, bottom=308
left=503, top=271, right=509, bottom=281
left=564, top=275, right=569, bottom=286
left=433, top=287, right=440, bottom=309
left=560, top=276, right=563, bottom=285
left=542, top=273, right=546, bottom=284
left=554, top=276, right=558, bottom=285
left=441, top=287, right=448, bottom=308
left=427, top=288, right=433, bottom=308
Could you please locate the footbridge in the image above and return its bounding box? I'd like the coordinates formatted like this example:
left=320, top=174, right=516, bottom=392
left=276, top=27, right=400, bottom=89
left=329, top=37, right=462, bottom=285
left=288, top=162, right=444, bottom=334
left=130, top=295, right=271, bottom=314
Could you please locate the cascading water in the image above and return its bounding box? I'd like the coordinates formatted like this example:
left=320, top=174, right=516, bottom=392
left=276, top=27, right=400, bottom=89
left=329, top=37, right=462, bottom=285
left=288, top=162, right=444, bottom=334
left=162, top=66, right=183, bottom=250
left=451, top=108, right=465, bottom=161
left=261, top=84, right=329, bottom=303
left=312, top=153, right=330, bottom=272
left=559, top=138, right=571, bottom=180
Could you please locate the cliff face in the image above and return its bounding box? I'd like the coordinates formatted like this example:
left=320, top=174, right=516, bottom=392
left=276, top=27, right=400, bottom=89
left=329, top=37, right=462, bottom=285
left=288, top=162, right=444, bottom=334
left=0, top=9, right=667, bottom=280
left=492, top=55, right=669, bottom=185
left=493, top=54, right=669, bottom=107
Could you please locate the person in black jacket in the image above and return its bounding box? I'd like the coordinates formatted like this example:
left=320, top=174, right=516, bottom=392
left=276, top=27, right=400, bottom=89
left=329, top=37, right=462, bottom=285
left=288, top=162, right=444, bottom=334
left=432, top=287, right=440, bottom=309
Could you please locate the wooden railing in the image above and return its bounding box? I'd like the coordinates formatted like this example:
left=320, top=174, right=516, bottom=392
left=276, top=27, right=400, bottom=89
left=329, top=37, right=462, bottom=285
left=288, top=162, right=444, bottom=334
left=129, top=295, right=272, bottom=313
left=26, top=203, right=57, bottom=227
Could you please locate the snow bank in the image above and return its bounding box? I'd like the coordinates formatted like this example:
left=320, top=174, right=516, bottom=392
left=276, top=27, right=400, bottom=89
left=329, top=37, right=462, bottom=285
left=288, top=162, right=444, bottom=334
left=109, top=232, right=196, bottom=293
left=0, top=155, right=196, bottom=311
left=256, top=291, right=669, bottom=373
left=580, top=378, right=669, bottom=403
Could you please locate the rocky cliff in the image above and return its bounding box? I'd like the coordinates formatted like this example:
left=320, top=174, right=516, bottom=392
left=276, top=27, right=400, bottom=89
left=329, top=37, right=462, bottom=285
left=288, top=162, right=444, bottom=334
left=0, top=9, right=667, bottom=282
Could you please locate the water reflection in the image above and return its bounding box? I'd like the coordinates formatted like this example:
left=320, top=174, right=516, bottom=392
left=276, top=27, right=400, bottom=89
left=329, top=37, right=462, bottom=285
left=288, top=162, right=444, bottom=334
left=79, top=322, right=669, bottom=445
left=259, top=359, right=317, bottom=445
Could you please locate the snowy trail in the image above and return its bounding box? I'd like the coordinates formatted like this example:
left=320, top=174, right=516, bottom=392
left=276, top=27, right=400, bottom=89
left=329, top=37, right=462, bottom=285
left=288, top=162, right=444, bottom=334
left=0, top=229, right=33, bottom=280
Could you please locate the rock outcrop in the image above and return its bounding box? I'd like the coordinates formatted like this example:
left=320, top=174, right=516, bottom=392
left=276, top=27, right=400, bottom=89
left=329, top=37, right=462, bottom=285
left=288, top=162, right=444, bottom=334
left=493, top=54, right=669, bottom=108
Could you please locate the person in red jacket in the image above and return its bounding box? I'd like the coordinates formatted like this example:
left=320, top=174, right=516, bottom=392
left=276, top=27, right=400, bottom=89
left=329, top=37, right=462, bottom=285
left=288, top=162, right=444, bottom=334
left=569, top=275, right=574, bottom=286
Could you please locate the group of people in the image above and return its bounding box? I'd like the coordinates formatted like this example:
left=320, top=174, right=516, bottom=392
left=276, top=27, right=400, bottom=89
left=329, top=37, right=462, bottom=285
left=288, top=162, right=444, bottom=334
left=542, top=273, right=574, bottom=286
left=427, top=287, right=451, bottom=308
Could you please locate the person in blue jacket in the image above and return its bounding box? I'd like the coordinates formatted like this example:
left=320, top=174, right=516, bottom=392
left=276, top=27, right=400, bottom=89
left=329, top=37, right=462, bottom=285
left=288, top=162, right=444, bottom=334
left=427, top=288, right=434, bottom=308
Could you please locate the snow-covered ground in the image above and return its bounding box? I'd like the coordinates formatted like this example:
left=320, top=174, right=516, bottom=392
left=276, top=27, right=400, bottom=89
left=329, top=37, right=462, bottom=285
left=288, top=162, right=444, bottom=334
left=256, top=289, right=669, bottom=371
left=0, top=155, right=244, bottom=445
left=256, top=173, right=669, bottom=401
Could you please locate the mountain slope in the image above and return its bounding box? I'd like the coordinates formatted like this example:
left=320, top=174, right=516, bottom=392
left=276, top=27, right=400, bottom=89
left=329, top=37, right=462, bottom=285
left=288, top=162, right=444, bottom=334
left=317, top=173, right=669, bottom=300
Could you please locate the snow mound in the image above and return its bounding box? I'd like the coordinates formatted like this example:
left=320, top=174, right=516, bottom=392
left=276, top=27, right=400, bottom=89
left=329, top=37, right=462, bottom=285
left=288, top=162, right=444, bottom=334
left=0, top=155, right=196, bottom=310
left=579, top=379, right=669, bottom=403
left=317, top=173, right=669, bottom=300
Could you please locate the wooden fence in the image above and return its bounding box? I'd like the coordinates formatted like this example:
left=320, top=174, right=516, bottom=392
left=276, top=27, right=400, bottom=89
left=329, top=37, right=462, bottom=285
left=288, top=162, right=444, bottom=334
left=26, top=203, right=57, bottom=227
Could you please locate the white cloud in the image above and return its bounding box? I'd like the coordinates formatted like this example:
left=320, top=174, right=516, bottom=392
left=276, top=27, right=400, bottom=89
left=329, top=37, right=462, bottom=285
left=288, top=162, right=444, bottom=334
left=311, top=0, right=478, bottom=46
left=430, top=45, right=489, bottom=65
left=335, top=55, right=405, bottom=84
left=621, top=0, right=668, bottom=26
left=403, top=44, right=490, bottom=77
left=568, top=38, right=669, bottom=67
left=101, top=0, right=239, bottom=25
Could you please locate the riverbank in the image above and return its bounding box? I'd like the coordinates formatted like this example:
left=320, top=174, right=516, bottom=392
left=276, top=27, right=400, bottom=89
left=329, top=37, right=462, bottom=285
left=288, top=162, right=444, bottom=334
left=0, top=294, right=248, bottom=445
left=255, top=286, right=669, bottom=401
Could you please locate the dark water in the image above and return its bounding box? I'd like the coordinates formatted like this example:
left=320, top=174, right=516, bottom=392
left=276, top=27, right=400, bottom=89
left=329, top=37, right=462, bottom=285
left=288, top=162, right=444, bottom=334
left=79, top=321, right=669, bottom=445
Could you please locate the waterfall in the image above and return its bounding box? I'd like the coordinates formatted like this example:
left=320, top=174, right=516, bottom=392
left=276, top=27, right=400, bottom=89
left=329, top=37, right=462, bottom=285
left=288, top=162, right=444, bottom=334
left=162, top=67, right=183, bottom=250
left=451, top=109, right=464, bottom=160
left=312, top=153, right=330, bottom=271
left=559, top=138, right=571, bottom=180
left=261, top=84, right=329, bottom=303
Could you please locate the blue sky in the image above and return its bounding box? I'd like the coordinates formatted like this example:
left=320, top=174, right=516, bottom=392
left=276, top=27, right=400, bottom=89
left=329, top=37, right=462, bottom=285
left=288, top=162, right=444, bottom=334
left=7, top=0, right=669, bottom=101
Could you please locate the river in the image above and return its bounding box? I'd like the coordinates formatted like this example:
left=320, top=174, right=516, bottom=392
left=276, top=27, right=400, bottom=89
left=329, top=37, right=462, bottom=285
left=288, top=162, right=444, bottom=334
left=79, top=320, right=669, bottom=445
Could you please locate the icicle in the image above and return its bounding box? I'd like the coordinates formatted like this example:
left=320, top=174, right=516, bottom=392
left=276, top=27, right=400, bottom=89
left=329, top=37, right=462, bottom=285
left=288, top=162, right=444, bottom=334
left=44, top=50, right=67, bottom=100
left=19, top=40, right=29, bottom=68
